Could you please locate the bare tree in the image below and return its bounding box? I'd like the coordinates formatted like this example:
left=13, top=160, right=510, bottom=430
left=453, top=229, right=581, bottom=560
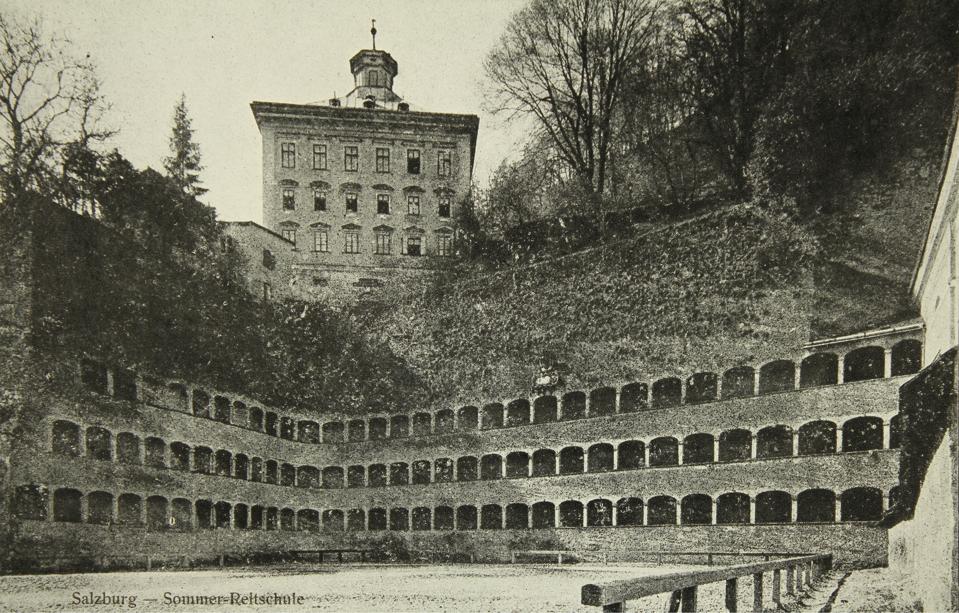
left=485, top=0, right=660, bottom=224
left=0, top=13, right=112, bottom=203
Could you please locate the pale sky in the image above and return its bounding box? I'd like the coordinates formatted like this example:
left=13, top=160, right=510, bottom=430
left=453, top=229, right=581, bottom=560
left=3, top=0, right=529, bottom=222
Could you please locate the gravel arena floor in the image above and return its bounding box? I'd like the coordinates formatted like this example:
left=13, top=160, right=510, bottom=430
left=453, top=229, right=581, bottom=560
left=0, top=563, right=715, bottom=613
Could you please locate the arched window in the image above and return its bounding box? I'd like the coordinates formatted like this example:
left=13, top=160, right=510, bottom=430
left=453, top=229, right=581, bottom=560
left=280, top=416, right=296, bottom=440
left=145, top=437, right=165, bottom=468
left=842, top=416, right=883, bottom=452
left=480, top=454, right=502, bottom=480
left=390, top=462, right=409, bottom=486
left=533, top=396, right=558, bottom=423
left=215, top=501, right=232, bottom=529
left=265, top=460, right=278, bottom=484
left=214, top=450, right=233, bottom=477
left=322, top=466, right=344, bottom=489
left=232, top=402, right=248, bottom=427
left=280, top=463, right=296, bottom=487
left=649, top=437, right=678, bottom=466
left=368, top=508, right=387, bottom=531
left=53, top=488, right=82, bottom=522
left=506, top=399, right=530, bottom=427
left=797, top=489, right=836, bottom=523
left=192, top=390, right=210, bottom=418
left=347, top=465, right=365, bottom=488
left=347, top=419, right=366, bottom=442
left=841, top=487, right=883, bottom=521
left=532, top=449, right=557, bottom=477
left=798, top=421, right=836, bottom=455
left=686, top=373, right=718, bottom=403
left=248, top=406, right=264, bottom=431
left=13, top=485, right=47, bottom=520
left=250, top=457, right=263, bottom=482
left=482, top=404, right=504, bottom=429
left=434, top=506, right=455, bottom=531
left=587, top=443, right=614, bottom=472
left=51, top=420, right=81, bottom=457
left=891, top=339, right=922, bottom=376
left=587, top=499, right=613, bottom=527
left=651, top=377, right=681, bottom=408
left=755, top=491, right=791, bottom=524
left=412, top=460, right=431, bottom=485
left=716, top=493, right=750, bottom=524
left=318, top=421, right=340, bottom=443
left=264, top=412, right=279, bottom=436
left=195, top=500, right=214, bottom=530
left=682, top=433, right=714, bottom=464
left=147, top=496, right=168, bottom=531
left=87, top=491, right=113, bottom=525
left=457, top=406, right=479, bottom=430
left=800, top=353, right=838, bottom=388
left=368, top=417, right=387, bottom=440
left=756, top=425, right=793, bottom=458
left=434, top=458, right=454, bottom=483
left=412, top=507, right=432, bottom=531
left=172, top=498, right=192, bottom=530
left=589, top=387, right=616, bottom=416
left=323, top=509, right=345, bottom=532
left=412, top=412, right=432, bottom=436
left=298, top=421, right=320, bottom=444
left=434, top=410, right=454, bottom=434
left=118, top=493, right=143, bottom=526
left=193, top=446, right=212, bottom=474
left=618, top=440, right=645, bottom=470
left=532, top=502, right=555, bottom=528
left=620, top=383, right=648, bottom=412
left=167, top=384, right=189, bottom=412
left=562, top=391, right=586, bottom=420
left=347, top=509, right=366, bottom=531
left=390, top=508, right=410, bottom=531
left=505, top=503, right=529, bottom=529
left=456, top=505, right=477, bottom=530
left=170, top=442, right=190, bottom=471
left=297, top=509, right=319, bottom=532
left=506, top=452, right=530, bottom=478
left=759, top=360, right=795, bottom=394
left=559, top=446, right=584, bottom=474
left=457, top=456, right=478, bottom=481
left=559, top=501, right=584, bottom=527
left=844, top=346, right=884, bottom=382
left=212, top=396, right=230, bottom=423
left=234, top=454, right=249, bottom=480
left=718, top=429, right=751, bottom=462
left=680, top=494, right=712, bottom=525
left=85, top=426, right=112, bottom=461
left=390, top=415, right=409, bottom=438
left=647, top=496, right=677, bottom=525
left=722, top=366, right=755, bottom=399
left=617, top=498, right=644, bottom=526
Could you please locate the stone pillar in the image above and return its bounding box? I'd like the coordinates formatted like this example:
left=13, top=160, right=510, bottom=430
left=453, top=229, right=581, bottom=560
left=527, top=453, right=533, bottom=478
left=452, top=410, right=459, bottom=431
left=80, top=494, right=89, bottom=523
left=712, top=437, right=720, bottom=463
left=674, top=501, right=681, bottom=526
left=753, top=369, right=761, bottom=396
left=790, top=496, right=798, bottom=523
left=836, top=427, right=844, bottom=453
left=612, top=502, right=619, bottom=527
left=883, top=421, right=891, bottom=449
left=614, top=388, right=622, bottom=414
left=139, top=494, right=148, bottom=526
left=554, top=504, right=562, bottom=528
left=643, top=445, right=651, bottom=467
left=554, top=453, right=560, bottom=476
left=716, top=377, right=724, bottom=401
left=582, top=500, right=589, bottom=527
left=834, top=500, right=841, bottom=523
left=883, top=492, right=891, bottom=512
left=793, top=363, right=802, bottom=390
left=105, top=369, right=115, bottom=396
left=385, top=416, right=392, bottom=438
left=883, top=347, right=893, bottom=378
left=642, top=503, right=649, bottom=526
left=677, top=442, right=684, bottom=466
left=837, top=354, right=845, bottom=384
left=612, top=446, right=619, bottom=471
left=111, top=493, right=119, bottom=524
left=679, top=380, right=687, bottom=405
left=749, top=498, right=756, bottom=524
left=791, top=431, right=799, bottom=456
left=711, top=498, right=718, bottom=525
left=750, top=435, right=758, bottom=459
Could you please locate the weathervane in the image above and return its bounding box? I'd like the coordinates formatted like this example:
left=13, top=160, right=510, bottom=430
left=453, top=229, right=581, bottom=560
left=371, top=19, right=377, bottom=50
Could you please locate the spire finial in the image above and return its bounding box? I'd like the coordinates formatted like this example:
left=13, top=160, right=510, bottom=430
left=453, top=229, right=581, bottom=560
left=371, top=19, right=377, bottom=50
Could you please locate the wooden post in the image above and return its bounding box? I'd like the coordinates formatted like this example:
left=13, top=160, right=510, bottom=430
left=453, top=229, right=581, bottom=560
left=725, top=578, right=738, bottom=612
left=146, top=555, right=152, bottom=571
left=753, top=572, right=763, bottom=612
left=511, top=551, right=516, bottom=564
left=806, top=562, right=813, bottom=587
left=772, top=569, right=781, bottom=604
left=680, top=586, right=697, bottom=612
left=786, top=566, right=795, bottom=595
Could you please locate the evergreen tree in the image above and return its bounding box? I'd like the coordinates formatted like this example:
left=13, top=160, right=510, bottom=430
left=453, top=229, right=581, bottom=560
left=163, top=94, right=207, bottom=197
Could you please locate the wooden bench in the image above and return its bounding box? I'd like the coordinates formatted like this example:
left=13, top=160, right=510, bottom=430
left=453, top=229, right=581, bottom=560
left=288, top=549, right=370, bottom=563
left=510, top=550, right=608, bottom=565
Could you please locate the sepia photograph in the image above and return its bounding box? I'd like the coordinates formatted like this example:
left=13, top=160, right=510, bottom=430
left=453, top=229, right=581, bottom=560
left=0, top=0, right=957, bottom=611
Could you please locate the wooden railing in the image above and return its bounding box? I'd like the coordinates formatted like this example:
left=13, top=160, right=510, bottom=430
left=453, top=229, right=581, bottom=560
left=581, top=553, right=832, bottom=612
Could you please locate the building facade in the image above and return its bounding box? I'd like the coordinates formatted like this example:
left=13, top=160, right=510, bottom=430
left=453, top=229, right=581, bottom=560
left=251, top=46, right=478, bottom=297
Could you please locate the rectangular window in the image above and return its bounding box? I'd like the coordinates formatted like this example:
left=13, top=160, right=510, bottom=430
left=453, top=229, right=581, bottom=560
left=438, top=195, right=451, bottom=218
left=407, top=149, right=420, bottom=174
left=437, top=235, right=453, bottom=257
left=344, top=146, right=358, bottom=172
left=407, top=237, right=422, bottom=256
left=437, top=150, right=451, bottom=177
left=281, top=143, right=295, bottom=168
left=407, top=195, right=420, bottom=215
left=282, top=188, right=295, bottom=210
left=313, top=230, right=328, bottom=252
left=376, top=147, right=390, bottom=173
left=313, top=190, right=327, bottom=211
left=282, top=228, right=296, bottom=246
left=375, top=233, right=391, bottom=255
left=345, top=192, right=358, bottom=213
left=377, top=194, right=391, bottom=214
left=312, top=144, right=327, bottom=170
left=262, top=249, right=275, bottom=269
left=344, top=232, right=360, bottom=254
